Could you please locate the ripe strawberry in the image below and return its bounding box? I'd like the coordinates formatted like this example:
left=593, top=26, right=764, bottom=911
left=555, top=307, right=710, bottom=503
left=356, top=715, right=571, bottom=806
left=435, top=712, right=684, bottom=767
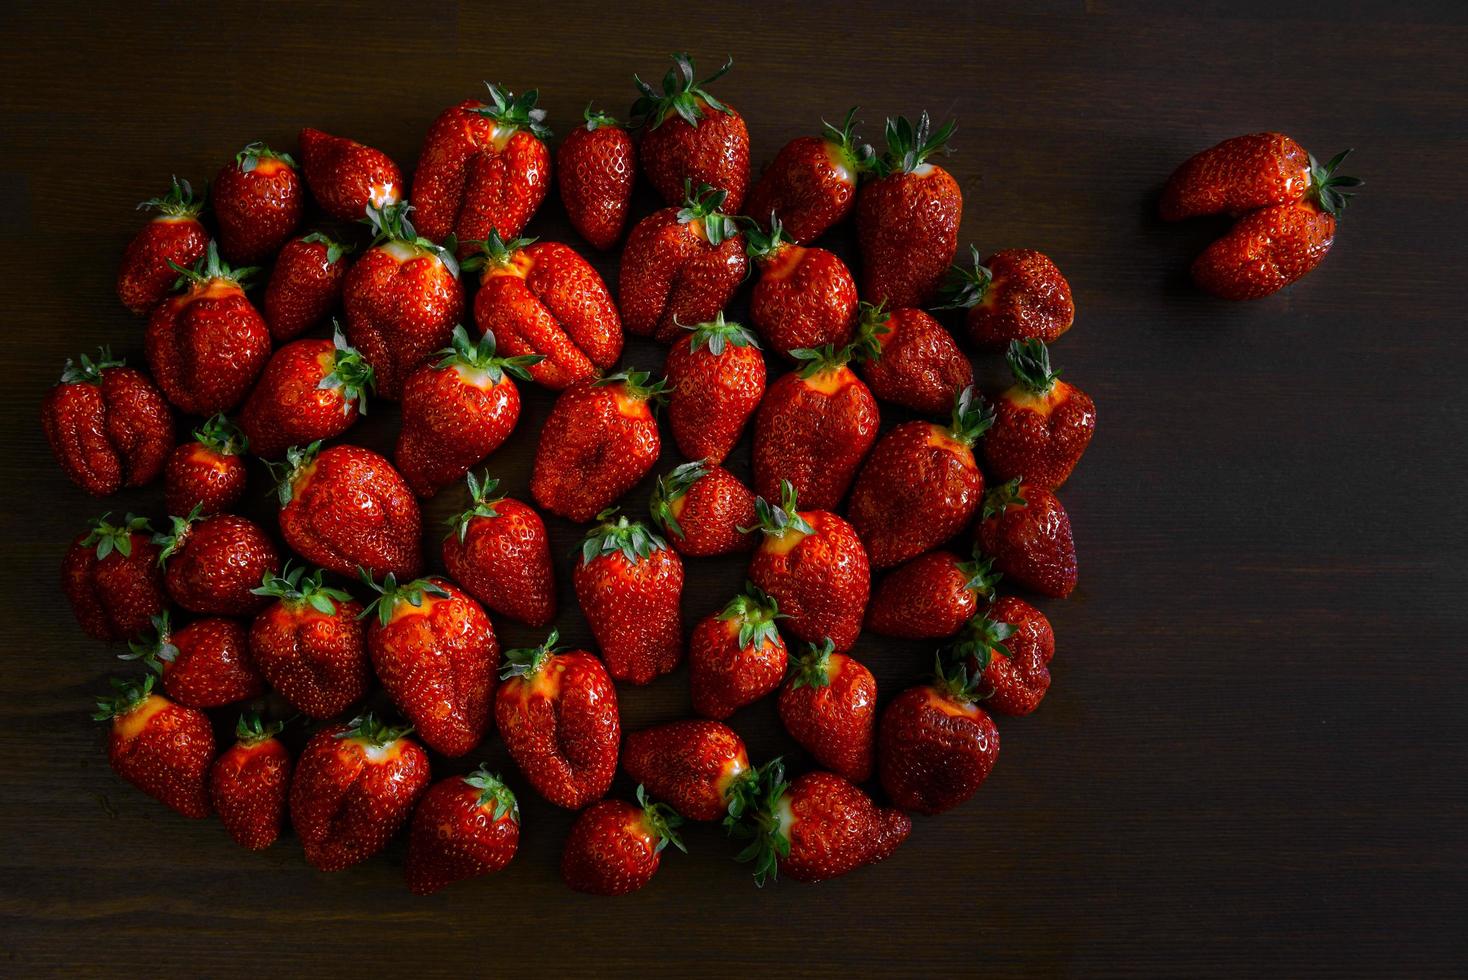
left=406, top=766, right=520, bottom=895
left=164, top=414, right=248, bottom=516
left=777, top=639, right=877, bottom=782
left=936, top=246, right=1075, bottom=350
left=573, top=512, right=684, bottom=685
left=744, top=107, right=872, bottom=243
left=878, top=655, right=999, bottom=815
left=248, top=564, right=369, bottom=718
left=209, top=714, right=291, bottom=850
left=362, top=574, right=498, bottom=757
left=663, top=312, right=764, bottom=464
left=858, top=111, right=961, bottom=308
left=154, top=509, right=279, bottom=616
left=649, top=460, right=755, bottom=558
left=495, top=631, right=620, bottom=809
left=213, top=142, right=303, bottom=264
left=42, top=348, right=172, bottom=497
left=116, top=176, right=210, bottom=315
left=867, top=551, right=999, bottom=640
left=985, top=339, right=1095, bottom=490
left=289, top=713, right=430, bottom=871
left=557, top=106, right=635, bottom=251
left=343, top=204, right=465, bottom=399
left=622, top=720, right=752, bottom=821
left=746, top=215, right=858, bottom=358
left=124, top=611, right=263, bottom=709
left=442, top=471, right=556, bottom=627
left=954, top=598, right=1054, bottom=716
left=146, top=243, right=271, bottom=414
left=263, top=233, right=353, bottom=342
left=94, top=674, right=214, bottom=818
left=618, top=183, right=746, bottom=342
left=298, top=127, right=403, bottom=222
left=531, top=370, right=666, bottom=522
left=851, top=302, right=973, bottom=415
left=471, top=232, right=622, bottom=391
left=63, top=514, right=166, bottom=641
left=688, top=588, right=787, bottom=720
left=976, top=479, right=1077, bottom=598
left=238, top=327, right=373, bottom=459
left=631, top=53, right=749, bottom=210
left=272, top=442, right=422, bottom=579
left=1160, top=132, right=1314, bottom=222
left=562, top=786, right=686, bottom=896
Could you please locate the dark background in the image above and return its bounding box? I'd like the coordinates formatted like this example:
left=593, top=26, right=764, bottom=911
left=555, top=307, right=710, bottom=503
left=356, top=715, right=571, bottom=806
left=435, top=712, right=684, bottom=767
left=1, top=1, right=1463, bottom=976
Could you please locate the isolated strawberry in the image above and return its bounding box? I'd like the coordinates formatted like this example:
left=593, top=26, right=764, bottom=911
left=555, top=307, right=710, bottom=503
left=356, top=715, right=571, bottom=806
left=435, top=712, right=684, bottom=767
left=744, top=107, right=871, bottom=243
left=985, top=339, right=1095, bottom=490
left=851, top=302, right=972, bottom=415
left=495, top=631, right=620, bottom=809
left=557, top=106, right=635, bottom=250
left=663, top=312, right=764, bottom=464
left=622, top=720, right=753, bottom=821
left=248, top=564, right=369, bottom=718
left=213, top=142, right=303, bottom=264
left=124, top=611, right=264, bottom=709
left=209, top=714, right=291, bottom=850
left=154, top=508, right=279, bottom=616
left=689, top=588, right=787, bottom=720
left=298, top=127, right=403, bottom=222
left=649, top=460, right=755, bottom=558
left=573, top=512, right=684, bottom=685
left=867, top=551, right=999, bottom=640
left=62, top=514, right=167, bottom=640
left=562, top=786, right=686, bottom=896
left=954, top=598, right=1055, bottom=716
left=442, top=471, right=556, bottom=627
left=238, top=327, right=373, bottom=459
left=936, top=246, right=1076, bottom=350
left=976, top=479, right=1077, bottom=598
left=777, top=638, right=877, bottom=782
left=42, top=348, right=173, bottom=497
left=94, top=674, right=214, bottom=818
left=1159, top=131, right=1314, bottom=222
left=878, top=655, right=999, bottom=815
left=631, top=52, right=749, bottom=210
left=746, top=214, right=858, bottom=358
left=406, top=766, right=520, bottom=895
left=116, top=176, right=210, bottom=315
left=164, top=414, right=248, bottom=516
left=263, top=233, right=353, bottom=342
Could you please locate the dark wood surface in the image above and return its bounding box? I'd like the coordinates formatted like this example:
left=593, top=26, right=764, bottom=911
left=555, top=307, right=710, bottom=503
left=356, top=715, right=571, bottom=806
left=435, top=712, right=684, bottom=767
left=1, top=1, right=1464, bottom=976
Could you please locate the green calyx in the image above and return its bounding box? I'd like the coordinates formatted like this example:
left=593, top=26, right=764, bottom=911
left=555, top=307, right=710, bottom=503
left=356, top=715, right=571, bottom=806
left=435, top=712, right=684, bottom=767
left=787, top=637, right=836, bottom=691
left=982, top=478, right=1028, bottom=521
left=951, top=613, right=1017, bottom=673
left=582, top=103, right=619, bottom=131
left=338, top=711, right=414, bottom=747
left=171, top=240, right=259, bottom=291
left=745, top=480, right=815, bottom=538
left=192, top=413, right=248, bottom=456
left=434, top=325, right=541, bottom=383
left=251, top=561, right=353, bottom=615
left=120, top=612, right=178, bottom=671
left=723, top=757, right=791, bottom=887
left=820, top=106, right=877, bottom=174
left=649, top=459, right=708, bottom=541
left=358, top=570, right=452, bottom=628
left=957, top=553, right=1003, bottom=603
left=743, top=212, right=792, bottom=262
left=464, top=765, right=520, bottom=822
left=718, top=585, right=782, bottom=651
left=235, top=141, right=297, bottom=173
left=363, top=203, right=461, bottom=279
left=928, top=649, right=988, bottom=704
left=92, top=673, right=157, bottom=722
left=318, top=323, right=375, bottom=416
left=1307, top=149, right=1363, bottom=219
left=636, top=784, right=688, bottom=855
left=933, top=244, right=992, bottom=311
left=676, top=181, right=739, bottom=246
left=151, top=503, right=205, bottom=564
left=235, top=712, right=286, bottom=745
left=500, top=630, right=563, bottom=681
left=268, top=441, right=323, bottom=508
left=631, top=52, right=734, bottom=130
left=945, top=386, right=995, bottom=447
left=137, top=175, right=205, bottom=218
left=871, top=110, right=955, bottom=178
left=57, top=347, right=125, bottom=386
left=473, top=82, right=552, bottom=140
left=1006, top=338, right=1060, bottom=395
left=82, top=512, right=153, bottom=560
left=469, top=227, right=538, bottom=271
left=580, top=509, right=668, bottom=566
left=789, top=343, right=853, bottom=380
left=300, top=231, right=354, bottom=264
left=681, top=310, right=760, bottom=356
left=595, top=368, right=670, bottom=406
left=849, top=301, right=893, bottom=364
left=446, top=469, right=507, bottom=545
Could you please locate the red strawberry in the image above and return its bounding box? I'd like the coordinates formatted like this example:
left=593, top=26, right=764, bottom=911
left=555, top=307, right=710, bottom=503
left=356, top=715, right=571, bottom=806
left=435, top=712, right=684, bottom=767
left=154, top=509, right=279, bottom=616
left=752, top=346, right=879, bottom=512
left=362, top=574, right=498, bottom=757
left=557, top=106, right=635, bottom=251
left=976, top=479, right=1077, bottom=598
left=573, top=513, right=684, bottom=686
left=442, top=471, right=556, bottom=627
left=867, top=551, right=999, bottom=640
left=851, top=302, right=973, bottom=415
left=631, top=53, right=749, bottom=210
left=984, top=339, right=1096, bottom=490
left=847, top=387, right=993, bottom=569
left=272, top=441, right=422, bottom=580
left=878, top=656, right=999, bottom=815
left=618, top=184, right=747, bottom=342
left=622, top=720, right=752, bottom=821
left=746, top=215, right=859, bottom=358
left=263, top=233, right=353, bottom=342
left=495, top=631, right=620, bottom=809
left=343, top=204, right=465, bottom=399
left=94, top=674, right=214, bottom=818
left=42, top=348, right=173, bottom=497
left=688, top=588, right=787, bottom=720
left=726, top=761, right=909, bottom=884
left=531, top=370, right=666, bottom=522
left=663, top=312, right=764, bottom=464
left=124, top=611, right=263, bottom=709
left=116, top=176, right=210, bottom=315
left=63, top=514, right=166, bottom=641
left=289, top=713, right=430, bottom=872
left=1160, top=132, right=1314, bottom=222
left=744, top=107, right=872, bottom=244
left=146, top=243, right=271, bottom=414
left=209, top=714, right=291, bottom=850
left=164, top=414, right=248, bottom=516
left=936, top=246, right=1075, bottom=350
left=857, top=112, right=961, bottom=309
left=248, top=564, right=369, bottom=719
left=649, top=460, right=755, bottom=558
left=777, top=639, right=877, bottom=783
left=298, top=127, right=403, bottom=222
left=213, top=142, right=303, bottom=265
left=406, top=766, right=520, bottom=895
left=238, top=327, right=373, bottom=459
left=562, top=786, right=685, bottom=896
left=955, top=598, right=1055, bottom=716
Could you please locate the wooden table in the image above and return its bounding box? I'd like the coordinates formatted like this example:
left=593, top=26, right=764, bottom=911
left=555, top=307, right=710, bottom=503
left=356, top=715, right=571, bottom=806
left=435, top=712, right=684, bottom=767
left=2, top=2, right=1462, bottom=976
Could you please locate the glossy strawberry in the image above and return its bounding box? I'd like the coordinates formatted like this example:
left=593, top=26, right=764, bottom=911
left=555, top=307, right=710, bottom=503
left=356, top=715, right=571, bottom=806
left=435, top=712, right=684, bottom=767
left=263, top=233, right=353, bottom=342
left=851, top=302, right=972, bottom=415
left=985, top=339, right=1095, bottom=490
left=936, top=246, right=1075, bottom=350
left=867, top=551, right=999, bottom=640
left=238, top=327, right=373, bottom=459
left=116, top=176, right=210, bottom=315
left=663, top=312, right=764, bottom=465
left=94, top=675, right=214, bottom=818
left=955, top=598, right=1054, bottom=716
left=213, top=142, right=303, bottom=264
left=1160, top=132, right=1314, bottom=222
left=744, top=107, right=871, bottom=244
left=164, top=414, right=248, bottom=516
left=878, top=655, right=999, bottom=815
left=42, top=348, right=172, bottom=497
left=777, top=639, right=877, bottom=783
left=573, top=513, right=684, bottom=685
left=62, top=514, right=167, bottom=640
left=248, top=564, right=369, bottom=718
left=124, top=611, right=263, bottom=709
left=622, top=720, right=752, bottom=821
left=154, top=509, right=279, bottom=616
left=976, top=479, right=1077, bottom=598
left=442, top=471, right=556, bottom=627
left=406, top=766, right=520, bottom=895
left=209, top=714, right=290, bottom=850
left=689, top=588, right=787, bottom=720
left=562, top=786, right=685, bottom=896
left=298, top=127, right=403, bottom=222
left=631, top=53, right=749, bottom=210
left=557, top=106, right=635, bottom=251
left=649, top=460, right=756, bottom=558
left=746, top=215, right=858, bottom=358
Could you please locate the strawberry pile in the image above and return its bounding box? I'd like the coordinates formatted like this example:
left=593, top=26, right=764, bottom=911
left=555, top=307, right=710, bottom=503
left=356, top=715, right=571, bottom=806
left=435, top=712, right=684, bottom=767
left=47, top=53, right=1096, bottom=895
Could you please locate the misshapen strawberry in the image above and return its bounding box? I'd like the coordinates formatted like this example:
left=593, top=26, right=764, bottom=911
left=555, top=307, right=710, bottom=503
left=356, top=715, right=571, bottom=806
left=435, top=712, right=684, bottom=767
left=878, top=654, right=999, bottom=815
left=248, top=564, right=369, bottom=719
left=263, top=233, right=353, bottom=342
left=573, top=513, right=684, bottom=686
left=867, top=550, right=999, bottom=640
left=1160, top=132, right=1313, bottom=222
left=777, top=638, right=877, bottom=783
left=632, top=53, right=749, bottom=210
left=124, top=611, right=264, bottom=709
left=406, top=766, right=519, bottom=895
left=746, top=215, right=858, bottom=358
left=42, top=348, right=173, bottom=497
left=954, top=599, right=1055, bottom=716
left=936, top=246, right=1075, bottom=350
left=976, top=478, right=1077, bottom=599
left=984, top=339, right=1096, bottom=490
left=154, top=508, right=279, bottom=616
left=649, top=460, right=756, bottom=558
left=851, top=302, right=973, bottom=415
left=238, top=327, right=374, bottom=459
left=95, top=674, right=214, bottom=818
left=298, top=127, right=403, bottom=222
left=557, top=106, right=635, bottom=251
left=663, top=312, right=764, bottom=465
left=213, top=142, right=303, bottom=265
left=62, top=514, right=167, bottom=641
left=622, top=720, right=752, bottom=821
left=688, top=588, right=787, bottom=720
left=116, top=177, right=210, bottom=315
left=562, top=786, right=685, bottom=896
left=164, top=414, right=248, bottom=516
left=744, top=107, right=872, bottom=244
left=442, top=471, right=556, bottom=627
left=209, top=714, right=291, bottom=850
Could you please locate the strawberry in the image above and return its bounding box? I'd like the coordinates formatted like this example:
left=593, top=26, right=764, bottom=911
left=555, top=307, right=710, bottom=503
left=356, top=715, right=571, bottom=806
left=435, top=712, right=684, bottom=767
left=164, top=414, right=248, bottom=516
left=362, top=574, right=498, bottom=757
left=209, top=714, right=291, bottom=850
left=688, top=588, right=787, bottom=720
left=663, top=312, right=764, bottom=465
left=62, top=514, right=166, bottom=641
left=1160, top=132, right=1314, bottom=222
left=851, top=302, right=973, bottom=415
left=395, top=326, right=538, bottom=497
left=622, top=720, right=752, bottom=821
left=238, top=326, right=374, bottom=459
left=406, top=766, right=520, bottom=895
left=746, top=215, right=858, bottom=358
left=847, top=386, right=994, bottom=569
left=649, top=460, right=755, bottom=558
left=442, top=471, right=556, bottom=627
left=877, top=655, right=999, bottom=815
left=94, top=674, right=214, bottom=818
left=867, top=551, right=999, bottom=640
left=743, top=107, right=872, bottom=244
left=116, top=176, right=210, bottom=315
left=42, top=348, right=173, bottom=497
left=776, top=639, right=877, bottom=783
left=248, top=564, right=369, bottom=719
left=531, top=370, right=666, bottom=522
left=984, top=339, right=1096, bottom=490
left=272, top=441, right=422, bottom=580
left=557, top=106, right=635, bottom=251
left=146, top=243, right=271, bottom=414
left=495, top=631, right=620, bottom=809
left=154, top=508, right=279, bottom=616
left=752, top=346, right=878, bottom=512
left=562, top=787, right=685, bottom=896
left=289, top=713, right=430, bottom=872
left=725, top=761, right=909, bottom=884
left=976, top=479, right=1077, bottom=598
left=618, top=183, right=746, bottom=342
left=954, top=598, right=1054, bottom=716
left=263, top=233, right=353, bottom=342
left=342, top=203, right=465, bottom=399
left=631, top=53, right=749, bottom=210
left=471, top=231, right=622, bottom=391
left=213, top=142, right=303, bottom=265
left=573, top=512, right=684, bottom=685
left=857, top=112, right=961, bottom=309
left=124, top=611, right=263, bottom=709
left=936, top=246, right=1075, bottom=350
left=298, top=127, right=403, bottom=222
